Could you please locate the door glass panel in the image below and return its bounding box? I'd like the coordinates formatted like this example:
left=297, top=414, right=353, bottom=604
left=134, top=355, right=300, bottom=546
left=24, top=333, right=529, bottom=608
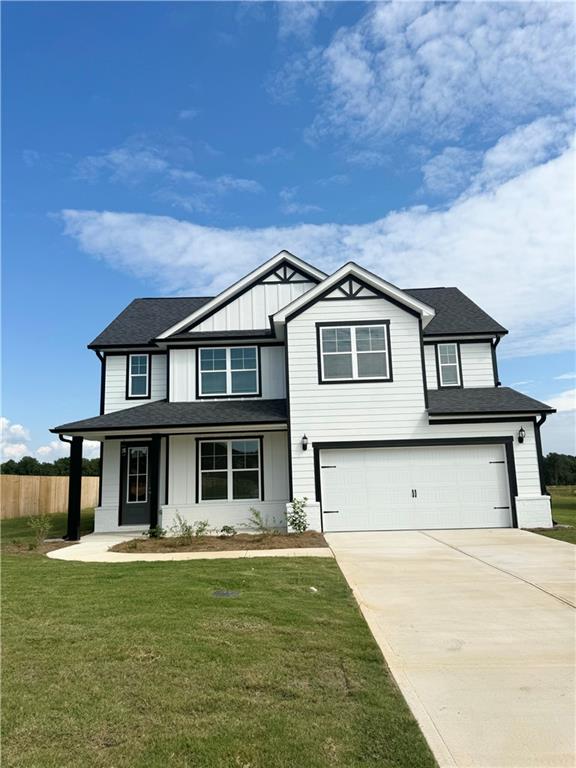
left=127, top=447, right=148, bottom=502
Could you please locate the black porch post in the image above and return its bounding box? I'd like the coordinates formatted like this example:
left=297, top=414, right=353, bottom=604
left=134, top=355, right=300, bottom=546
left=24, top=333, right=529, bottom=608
left=149, top=434, right=161, bottom=530
left=66, top=436, right=84, bottom=541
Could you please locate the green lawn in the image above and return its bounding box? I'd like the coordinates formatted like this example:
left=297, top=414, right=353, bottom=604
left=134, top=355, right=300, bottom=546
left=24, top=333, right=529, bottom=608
left=531, top=486, right=576, bottom=544
left=2, top=514, right=435, bottom=768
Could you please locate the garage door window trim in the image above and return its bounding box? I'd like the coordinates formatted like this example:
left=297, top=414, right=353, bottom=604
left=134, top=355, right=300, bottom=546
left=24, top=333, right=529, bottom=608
left=316, top=321, right=393, bottom=384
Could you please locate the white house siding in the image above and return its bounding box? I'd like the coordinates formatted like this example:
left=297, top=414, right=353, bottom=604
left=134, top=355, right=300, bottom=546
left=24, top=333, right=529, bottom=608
left=192, top=282, right=315, bottom=332
left=104, top=354, right=167, bottom=413
left=94, top=438, right=166, bottom=533
left=460, top=343, right=495, bottom=387
left=424, top=342, right=494, bottom=389
left=162, top=430, right=290, bottom=531
left=168, top=345, right=285, bottom=401
left=424, top=345, right=438, bottom=389
left=286, top=298, right=550, bottom=529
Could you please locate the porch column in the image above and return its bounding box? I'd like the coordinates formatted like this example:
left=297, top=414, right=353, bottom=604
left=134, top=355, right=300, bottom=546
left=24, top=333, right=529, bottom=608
left=66, top=436, right=83, bottom=541
left=149, top=434, right=161, bottom=530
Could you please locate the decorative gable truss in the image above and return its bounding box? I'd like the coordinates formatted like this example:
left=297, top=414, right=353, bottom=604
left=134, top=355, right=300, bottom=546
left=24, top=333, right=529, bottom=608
left=323, top=277, right=381, bottom=300
left=261, top=263, right=315, bottom=284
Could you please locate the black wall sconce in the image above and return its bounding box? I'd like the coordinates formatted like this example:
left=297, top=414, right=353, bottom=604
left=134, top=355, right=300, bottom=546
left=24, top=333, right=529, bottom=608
left=518, top=427, right=526, bottom=444
left=301, top=434, right=309, bottom=451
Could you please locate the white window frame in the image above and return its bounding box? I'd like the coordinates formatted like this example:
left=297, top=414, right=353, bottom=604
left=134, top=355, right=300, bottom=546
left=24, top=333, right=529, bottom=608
left=198, top=346, right=259, bottom=397
left=198, top=438, right=261, bottom=502
left=126, top=446, right=148, bottom=504
left=319, top=324, right=391, bottom=383
left=437, top=343, right=461, bottom=387
left=128, top=354, right=150, bottom=399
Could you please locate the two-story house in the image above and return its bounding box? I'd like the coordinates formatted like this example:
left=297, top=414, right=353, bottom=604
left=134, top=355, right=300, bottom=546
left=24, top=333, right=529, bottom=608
left=52, top=251, right=555, bottom=538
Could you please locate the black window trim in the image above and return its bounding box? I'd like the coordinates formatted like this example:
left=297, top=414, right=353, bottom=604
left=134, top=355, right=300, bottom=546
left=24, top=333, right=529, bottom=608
left=126, top=353, right=151, bottom=400
left=195, top=435, right=264, bottom=503
left=196, top=344, right=262, bottom=400
left=315, top=320, right=393, bottom=385
left=435, top=342, right=463, bottom=389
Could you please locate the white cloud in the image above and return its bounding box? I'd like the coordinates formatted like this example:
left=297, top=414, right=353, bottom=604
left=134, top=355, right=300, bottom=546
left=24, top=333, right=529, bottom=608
left=306, top=3, right=574, bottom=144
left=422, top=147, right=482, bottom=196
left=545, top=388, right=576, bottom=413
left=279, top=186, right=323, bottom=215
left=178, top=108, right=199, bottom=120
left=247, top=146, right=292, bottom=165
left=0, top=417, right=100, bottom=462
left=278, top=1, right=326, bottom=40
left=555, top=372, right=576, bottom=380
left=76, top=146, right=169, bottom=184
left=61, top=142, right=574, bottom=357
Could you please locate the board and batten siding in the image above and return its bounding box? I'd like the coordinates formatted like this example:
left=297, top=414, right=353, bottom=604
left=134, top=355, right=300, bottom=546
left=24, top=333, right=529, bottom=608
left=104, top=354, right=167, bottom=413
left=162, top=430, right=289, bottom=530
left=169, top=345, right=286, bottom=401
left=424, top=342, right=494, bottom=389
left=192, top=282, right=315, bottom=332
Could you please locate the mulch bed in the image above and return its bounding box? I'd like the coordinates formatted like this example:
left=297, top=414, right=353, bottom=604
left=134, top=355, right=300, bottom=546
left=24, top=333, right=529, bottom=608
left=111, top=531, right=327, bottom=553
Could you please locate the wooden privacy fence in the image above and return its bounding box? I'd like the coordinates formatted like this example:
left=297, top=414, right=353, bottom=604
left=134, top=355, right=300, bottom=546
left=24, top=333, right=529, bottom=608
left=0, top=476, right=100, bottom=520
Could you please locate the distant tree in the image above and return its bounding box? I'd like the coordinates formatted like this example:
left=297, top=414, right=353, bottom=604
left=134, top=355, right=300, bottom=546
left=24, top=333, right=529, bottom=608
left=1, top=455, right=100, bottom=476
left=543, top=453, right=576, bottom=486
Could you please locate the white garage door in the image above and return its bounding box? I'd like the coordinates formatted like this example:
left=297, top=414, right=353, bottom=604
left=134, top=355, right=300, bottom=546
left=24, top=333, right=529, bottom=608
left=320, top=444, right=512, bottom=532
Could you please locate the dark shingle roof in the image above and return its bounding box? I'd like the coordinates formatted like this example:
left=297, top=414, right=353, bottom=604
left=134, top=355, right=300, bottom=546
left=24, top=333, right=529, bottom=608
left=88, top=297, right=213, bottom=348
left=52, top=399, right=288, bottom=434
left=89, top=287, right=507, bottom=348
left=405, top=287, right=507, bottom=336
left=428, top=387, right=554, bottom=415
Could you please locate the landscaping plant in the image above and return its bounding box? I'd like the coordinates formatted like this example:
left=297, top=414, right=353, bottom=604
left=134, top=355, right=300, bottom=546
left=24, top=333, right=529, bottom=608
left=26, top=512, right=52, bottom=549
left=287, top=497, right=309, bottom=533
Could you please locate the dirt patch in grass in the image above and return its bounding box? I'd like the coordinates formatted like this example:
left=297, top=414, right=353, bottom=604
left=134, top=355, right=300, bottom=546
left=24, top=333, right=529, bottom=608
left=111, top=531, right=328, bottom=553
left=2, top=539, right=79, bottom=556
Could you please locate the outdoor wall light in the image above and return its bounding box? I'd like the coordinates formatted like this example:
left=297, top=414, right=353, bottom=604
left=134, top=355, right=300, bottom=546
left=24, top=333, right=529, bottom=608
left=301, top=434, right=309, bottom=451
left=518, top=427, right=526, bottom=444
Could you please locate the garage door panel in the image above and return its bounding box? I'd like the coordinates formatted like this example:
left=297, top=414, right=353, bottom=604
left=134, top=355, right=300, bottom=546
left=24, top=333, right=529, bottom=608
left=320, top=444, right=512, bottom=532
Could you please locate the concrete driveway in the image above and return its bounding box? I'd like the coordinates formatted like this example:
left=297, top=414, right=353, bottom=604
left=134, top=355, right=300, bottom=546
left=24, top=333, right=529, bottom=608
left=326, top=529, right=575, bottom=768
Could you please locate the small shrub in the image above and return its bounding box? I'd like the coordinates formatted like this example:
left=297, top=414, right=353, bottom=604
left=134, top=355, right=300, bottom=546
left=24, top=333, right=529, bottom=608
left=143, top=526, right=166, bottom=539
left=288, top=497, right=309, bottom=533
left=169, top=515, right=210, bottom=541
left=246, top=507, right=268, bottom=534
left=220, top=525, right=237, bottom=537
left=26, top=512, right=52, bottom=549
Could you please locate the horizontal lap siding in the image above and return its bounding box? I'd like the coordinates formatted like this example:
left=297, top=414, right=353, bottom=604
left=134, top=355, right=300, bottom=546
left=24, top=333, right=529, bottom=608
left=288, top=298, right=427, bottom=499
left=287, top=299, right=541, bottom=501
left=460, top=343, right=494, bottom=387
left=104, top=355, right=167, bottom=413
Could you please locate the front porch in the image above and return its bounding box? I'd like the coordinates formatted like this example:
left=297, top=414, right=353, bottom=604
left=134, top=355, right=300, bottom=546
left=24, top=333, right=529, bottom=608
left=51, top=399, right=289, bottom=538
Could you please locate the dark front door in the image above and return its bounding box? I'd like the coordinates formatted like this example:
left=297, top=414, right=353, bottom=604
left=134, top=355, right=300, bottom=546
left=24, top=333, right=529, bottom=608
left=120, top=443, right=151, bottom=525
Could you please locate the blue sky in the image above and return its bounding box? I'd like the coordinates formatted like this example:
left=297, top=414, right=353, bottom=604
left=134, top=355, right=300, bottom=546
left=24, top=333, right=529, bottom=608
left=2, top=1, right=575, bottom=460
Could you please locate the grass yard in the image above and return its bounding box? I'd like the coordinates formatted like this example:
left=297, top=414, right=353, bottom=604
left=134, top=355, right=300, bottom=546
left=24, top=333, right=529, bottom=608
left=531, top=486, right=576, bottom=545
left=2, top=514, right=436, bottom=768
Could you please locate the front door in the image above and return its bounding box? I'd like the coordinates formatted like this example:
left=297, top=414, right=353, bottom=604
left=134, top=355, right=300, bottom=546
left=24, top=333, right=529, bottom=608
left=120, top=443, right=151, bottom=525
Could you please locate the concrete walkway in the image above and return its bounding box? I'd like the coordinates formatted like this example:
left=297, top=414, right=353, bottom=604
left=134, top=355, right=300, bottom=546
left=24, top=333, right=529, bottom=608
left=47, top=532, right=332, bottom=562
left=326, top=529, right=576, bottom=768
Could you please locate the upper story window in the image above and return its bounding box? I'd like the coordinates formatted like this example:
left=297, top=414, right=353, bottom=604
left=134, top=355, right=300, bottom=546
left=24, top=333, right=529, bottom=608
left=199, top=346, right=259, bottom=397
left=317, top=322, right=392, bottom=383
left=127, top=354, right=150, bottom=398
left=437, top=343, right=461, bottom=387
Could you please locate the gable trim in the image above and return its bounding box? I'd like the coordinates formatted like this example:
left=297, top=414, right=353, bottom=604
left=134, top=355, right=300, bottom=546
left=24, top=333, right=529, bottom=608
left=156, top=251, right=326, bottom=340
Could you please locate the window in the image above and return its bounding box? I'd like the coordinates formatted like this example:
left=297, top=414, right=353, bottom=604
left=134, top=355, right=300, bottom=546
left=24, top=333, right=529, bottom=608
left=128, top=354, right=150, bottom=398
left=437, top=343, right=461, bottom=387
left=199, top=347, right=259, bottom=396
left=127, top=446, right=148, bottom=503
left=199, top=439, right=261, bottom=501
left=318, top=323, right=391, bottom=382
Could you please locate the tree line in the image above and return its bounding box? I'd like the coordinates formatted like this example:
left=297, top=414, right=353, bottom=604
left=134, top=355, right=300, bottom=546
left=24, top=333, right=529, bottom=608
left=0, top=456, right=100, bottom=477
left=543, top=453, right=576, bottom=486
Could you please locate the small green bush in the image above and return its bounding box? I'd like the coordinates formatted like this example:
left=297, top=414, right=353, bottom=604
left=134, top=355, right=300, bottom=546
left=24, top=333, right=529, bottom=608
left=26, top=512, right=52, bottom=549
left=169, top=514, right=210, bottom=541
left=143, top=526, right=166, bottom=539
left=287, top=497, right=308, bottom=533
left=220, top=525, right=237, bottom=537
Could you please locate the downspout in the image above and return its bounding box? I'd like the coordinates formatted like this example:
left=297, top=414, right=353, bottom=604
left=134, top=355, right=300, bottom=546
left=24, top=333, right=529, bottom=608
left=535, top=415, right=551, bottom=523
left=491, top=337, right=501, bottom=386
